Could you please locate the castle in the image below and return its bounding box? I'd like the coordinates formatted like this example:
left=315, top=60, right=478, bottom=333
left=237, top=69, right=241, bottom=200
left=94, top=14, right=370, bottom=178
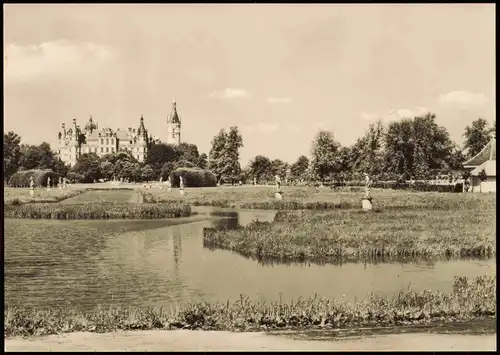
left=57, top=98, right=182, bottom=167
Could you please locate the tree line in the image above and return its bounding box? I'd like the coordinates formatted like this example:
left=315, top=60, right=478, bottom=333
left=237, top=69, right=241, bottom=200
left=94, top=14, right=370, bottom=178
left=3, top=114, right=495, bottom=185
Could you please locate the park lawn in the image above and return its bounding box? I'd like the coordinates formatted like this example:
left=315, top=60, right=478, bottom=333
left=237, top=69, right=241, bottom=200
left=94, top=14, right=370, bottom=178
left=145, top=185, right=495, bottom=211
left=3, top=186, right=88, bottom=205
left=59, top=189, right=140, bottom=204
left=203, top=206, right=496, bottom=264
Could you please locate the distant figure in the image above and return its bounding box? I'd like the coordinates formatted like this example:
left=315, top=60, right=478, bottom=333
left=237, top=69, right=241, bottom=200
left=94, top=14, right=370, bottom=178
left=179, top=176, right=185, bottom=189
left=47, top=177, right=51, bottom=188
left=364, top=173, right=372, bottom=198
left=253, top=177, right=257, bottom=186
left=275, top=175, right=282, bottom=192
left=239, top=180, right=242, bottom=186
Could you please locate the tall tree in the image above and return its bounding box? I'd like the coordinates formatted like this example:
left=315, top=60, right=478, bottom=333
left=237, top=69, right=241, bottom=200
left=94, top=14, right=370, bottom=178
left=145, top=143, right=179, bottom=173
left=220, top=126, right=244, bottom=184
left=70, top=153, right=101, bottom=183
left=197, top=153, right=208, bottom=169
left=463, top=118, right=493, bottom=158
left=310, top=130, right=341, bottom=183
left=249, top=155, right=272, bottom=183
left=208, top=129, right=227, bottom=182
left=3, top=131, right=22, bottom=181
left=270, top=159, right=289, bottom=179
left=350, top=120, right=385, bottom=178
left=290, top=155, right=309, bottom=182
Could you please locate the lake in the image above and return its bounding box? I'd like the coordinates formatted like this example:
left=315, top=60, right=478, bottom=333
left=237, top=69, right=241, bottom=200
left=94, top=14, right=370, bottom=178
left=4, top=207, right=496, bottom=311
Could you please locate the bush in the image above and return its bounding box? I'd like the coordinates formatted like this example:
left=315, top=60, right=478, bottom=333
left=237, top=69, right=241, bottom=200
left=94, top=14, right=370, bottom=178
left=8, top=169, right=61, bottom=188
left=169, top=167, right=217, bottom=188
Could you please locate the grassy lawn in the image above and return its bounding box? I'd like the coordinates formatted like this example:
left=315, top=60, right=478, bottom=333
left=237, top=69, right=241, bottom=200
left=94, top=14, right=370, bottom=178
left=3, top=186, right=88, bottom=205
left=60, top=189, right=140, bottom=204
left=145, top=185, right=495, bottom=210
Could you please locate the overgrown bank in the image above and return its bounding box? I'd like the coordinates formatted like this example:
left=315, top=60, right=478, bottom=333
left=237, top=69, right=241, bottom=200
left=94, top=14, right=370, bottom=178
left=203, top=209, right=495, bottom=264
left=4, top=201, right=192, bottom=219
left=4, top=276, right=495, bottom=337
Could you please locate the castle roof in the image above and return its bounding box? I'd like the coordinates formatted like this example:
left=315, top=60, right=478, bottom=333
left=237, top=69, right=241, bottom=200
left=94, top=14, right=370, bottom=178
left=168, top=97, right=181, bottom=124
left=470, top=160, right=496, bottom=177
left=463, top=137, right=496, bottom=168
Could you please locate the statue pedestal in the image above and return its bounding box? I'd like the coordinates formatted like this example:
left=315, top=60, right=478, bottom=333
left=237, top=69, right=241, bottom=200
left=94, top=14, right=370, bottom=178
left=29, top=188, right=35, bottom=197
left=167, top=187, right=172, bottom=192
left=361, top=197, right=373, bottom=211
left=275, top=191, right=283, bottom=201
left=46, top=187, right=51, bottom=192
left=180, top=189, right=185, bottom=196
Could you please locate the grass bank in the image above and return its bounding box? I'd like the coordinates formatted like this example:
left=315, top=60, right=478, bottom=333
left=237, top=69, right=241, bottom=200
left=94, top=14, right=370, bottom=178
left=4, top=275, right=495, bottom=337
left=145, top=186, right=495, bottom=210
left=4, top=201, right=192, bottom=220
left=4, top=187, right=88, bottom=205
left=203, top=209, right=495, bottom=264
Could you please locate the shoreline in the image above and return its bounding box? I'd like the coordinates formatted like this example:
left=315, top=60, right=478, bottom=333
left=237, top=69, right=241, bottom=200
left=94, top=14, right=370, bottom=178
left=5, top=330, right=497, bottom=351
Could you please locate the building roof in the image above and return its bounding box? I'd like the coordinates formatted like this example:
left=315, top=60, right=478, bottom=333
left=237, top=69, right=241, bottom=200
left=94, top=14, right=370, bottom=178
left=463, top=137, right=496, bottom=167
left=470, top=160, right=496, bottom=177
left=168, top=98, right=181, bottom=124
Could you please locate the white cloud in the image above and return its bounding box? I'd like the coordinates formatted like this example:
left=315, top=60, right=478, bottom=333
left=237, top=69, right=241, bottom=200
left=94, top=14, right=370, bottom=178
left=208, top=88, right=250, bottom=99
left=361, top=107, right=429, bottom=123
left=4, top=40, right=117, bottom=83
left=360, top=112, right=380, bottom=121
left=437, top=91, right=489, bottom=108
left=267, top=97, right=292, bottom=104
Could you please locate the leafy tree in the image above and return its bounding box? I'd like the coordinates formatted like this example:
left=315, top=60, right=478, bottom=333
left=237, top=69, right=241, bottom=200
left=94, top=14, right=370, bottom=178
left=350, top=121, right=385, bottom=178
left=99, top=161, right=115, bottom=180
left=463, top=118, right=493, bottom=159
left=140, top=164, right=155, bottom=182
left=208, top=129, right=228, bottom=182
left=176, top=143, right=200, bottom=166
left=3, top=131, right=22, bottom=181
left=290, top=155, right=309, bottom=182
left=197, top=153, right=208, bottom=169
left=310, top=130, right=341, bottom=183
left=447, top=146, right=466, bottom=170
left=145, top=143, right=180, bottom=174
left=249, top=155, right=272, bottom=183
left=52, top=158, right=70, bottom=178
left=219, top=126, right=243, bottom=184
left=70, top=153, right=101, bottom=183
left=160, top=162, right=175, bottom=180
left=270, top=159, right=289, bottom=179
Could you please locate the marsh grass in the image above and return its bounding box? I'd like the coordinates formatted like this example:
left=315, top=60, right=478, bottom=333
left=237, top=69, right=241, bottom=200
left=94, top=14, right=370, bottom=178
left=4, top=276, right=495, bottom=337
left=203, top=209, right=496, bottom=263
left=145, top=186, right=495, bottom=211
left=4, top=201, right=192, bottom=220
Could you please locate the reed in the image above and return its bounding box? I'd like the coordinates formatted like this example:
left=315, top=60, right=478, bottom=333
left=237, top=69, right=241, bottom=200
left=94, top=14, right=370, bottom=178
left=4, top=275, right=495, bottom=337
left=4, top=201, right=192, bottom=220
left=203, top=209, right=496, bottom=263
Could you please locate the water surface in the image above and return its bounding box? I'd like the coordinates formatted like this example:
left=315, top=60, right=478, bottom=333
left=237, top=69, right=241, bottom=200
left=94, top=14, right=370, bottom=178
left=4, top=207, right=495, bottom=311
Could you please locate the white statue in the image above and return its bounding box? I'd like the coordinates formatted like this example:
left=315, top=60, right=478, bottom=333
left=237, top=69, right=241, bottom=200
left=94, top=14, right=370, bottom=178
left=29, top=176, right=34, bottom=189
left=179, top=176, right=185, bottom=189
left=275, top=175, right=282, bottom=192
left=364, top=173, right=372, bottom=198
left=47, top=177, right=51, bottom=187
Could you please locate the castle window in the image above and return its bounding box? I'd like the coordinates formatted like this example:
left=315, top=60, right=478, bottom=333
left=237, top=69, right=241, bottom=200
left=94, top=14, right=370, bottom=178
left=101, top=147, right=104, bottom=153
left=111, top=148, right=115, bottom=153
left=106, top=147, right=109, bottom=153
left=111, top=139, right=114, bottom=145
left=100, top=138, right=104, bottom=145
left=106, top=138, right=109, bottom=145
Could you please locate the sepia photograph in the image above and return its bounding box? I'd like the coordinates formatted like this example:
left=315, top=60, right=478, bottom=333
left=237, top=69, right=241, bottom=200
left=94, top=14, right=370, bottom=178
left=3, top=3, right=496, bottom=351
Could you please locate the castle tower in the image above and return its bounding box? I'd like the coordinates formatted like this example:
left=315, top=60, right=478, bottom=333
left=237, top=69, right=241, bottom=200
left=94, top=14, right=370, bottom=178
left=166, top=96, right=181, bottom=145
left=70, top=118, right=79, bottom=166
left=137, top=115, right=148, bottom=162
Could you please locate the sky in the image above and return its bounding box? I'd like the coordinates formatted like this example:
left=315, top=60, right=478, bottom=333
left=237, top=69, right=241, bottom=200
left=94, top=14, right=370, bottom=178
left=4, top=4, right=496, bottom=165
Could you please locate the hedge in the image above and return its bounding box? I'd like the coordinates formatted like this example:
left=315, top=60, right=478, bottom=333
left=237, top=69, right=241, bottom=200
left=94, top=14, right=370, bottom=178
left=329, top=181, right=463, bottom=193
left=8, top=169, right=61, bottom=188
left=169, top=167, right=217, bottom=188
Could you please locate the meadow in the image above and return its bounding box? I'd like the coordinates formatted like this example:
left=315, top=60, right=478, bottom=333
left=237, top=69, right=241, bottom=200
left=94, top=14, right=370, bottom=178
left=4, top=186, right=88, bottom=205
left=4, top=275, right=495, bottom=337
left=145, top=185, right=495, bottom=210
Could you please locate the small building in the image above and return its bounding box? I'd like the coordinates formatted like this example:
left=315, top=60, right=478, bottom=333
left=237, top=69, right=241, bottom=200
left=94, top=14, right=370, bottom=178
left=463, top=137, right=496, bottom=193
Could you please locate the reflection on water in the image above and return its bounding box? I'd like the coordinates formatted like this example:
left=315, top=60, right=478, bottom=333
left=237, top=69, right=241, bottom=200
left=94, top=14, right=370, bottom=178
left=4, top=208, right=496, bottom=311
